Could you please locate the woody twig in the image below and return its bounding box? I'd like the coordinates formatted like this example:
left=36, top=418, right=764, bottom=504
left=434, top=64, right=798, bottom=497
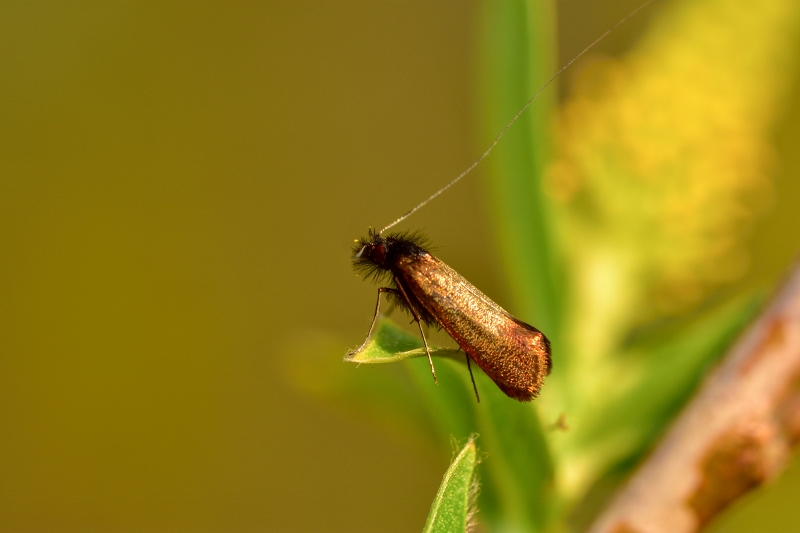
left=589, top=259, right=800, bottom=533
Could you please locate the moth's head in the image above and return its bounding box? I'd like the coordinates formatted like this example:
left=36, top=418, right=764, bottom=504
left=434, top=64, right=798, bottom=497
left=352, top=229, right=389, bottom=272
left=351, top=229, right=430, bottom=282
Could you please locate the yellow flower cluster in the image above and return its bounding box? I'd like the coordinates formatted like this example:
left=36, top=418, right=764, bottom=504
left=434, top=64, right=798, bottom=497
left=548, top=0, right=800, bottom=320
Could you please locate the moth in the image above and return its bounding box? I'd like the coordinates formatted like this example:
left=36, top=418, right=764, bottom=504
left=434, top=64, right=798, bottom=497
left=351, top=229, right=551, bottom=402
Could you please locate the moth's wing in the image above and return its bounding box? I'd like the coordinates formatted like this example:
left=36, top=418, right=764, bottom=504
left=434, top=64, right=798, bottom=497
left=393, top=252, right=551, bottom=401
left=508, top=316, right=552, bottom=376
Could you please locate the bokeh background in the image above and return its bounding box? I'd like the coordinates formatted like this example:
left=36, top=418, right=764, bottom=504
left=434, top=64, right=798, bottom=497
left=2, top=1, right=799, bottom=532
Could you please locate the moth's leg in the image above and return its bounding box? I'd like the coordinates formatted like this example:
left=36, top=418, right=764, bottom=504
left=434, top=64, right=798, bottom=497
left=465, top=353, right=480, bottom=403
left=394, top=279, right=438, bottom=385
left=350, top=287, right=402, bottom=356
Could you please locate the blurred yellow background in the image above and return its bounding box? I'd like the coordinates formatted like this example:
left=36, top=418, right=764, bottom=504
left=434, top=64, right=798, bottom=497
left=1, top=1, right=799, bottom=532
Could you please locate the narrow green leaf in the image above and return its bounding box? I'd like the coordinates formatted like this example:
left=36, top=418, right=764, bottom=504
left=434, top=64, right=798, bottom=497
left=478, top=0, right=561, bottom=340
left=422, top=437, right=479, bottom=533
left=560, top=293, right=764, bottom=507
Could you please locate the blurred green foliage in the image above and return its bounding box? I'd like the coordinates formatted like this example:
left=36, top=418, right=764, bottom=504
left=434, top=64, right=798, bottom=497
left=296, top=0, right=800, bottom=531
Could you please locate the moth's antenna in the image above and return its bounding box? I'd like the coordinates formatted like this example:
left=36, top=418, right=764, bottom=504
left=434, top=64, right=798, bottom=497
left=379, top=0, right=660, bottom=235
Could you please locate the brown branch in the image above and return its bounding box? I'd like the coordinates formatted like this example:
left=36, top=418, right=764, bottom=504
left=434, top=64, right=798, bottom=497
left=589, top=260, right=800, bottom=533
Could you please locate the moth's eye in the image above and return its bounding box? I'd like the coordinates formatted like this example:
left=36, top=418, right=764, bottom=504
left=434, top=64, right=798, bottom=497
left=373, top=243, right=387, bottom=265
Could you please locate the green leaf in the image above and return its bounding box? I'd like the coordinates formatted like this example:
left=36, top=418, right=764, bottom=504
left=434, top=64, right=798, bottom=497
left=345, top=316, right=461, bottom=364
left=422, top=437, right=479, bottom=533
left=478, top=0, right=562, bottom=341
